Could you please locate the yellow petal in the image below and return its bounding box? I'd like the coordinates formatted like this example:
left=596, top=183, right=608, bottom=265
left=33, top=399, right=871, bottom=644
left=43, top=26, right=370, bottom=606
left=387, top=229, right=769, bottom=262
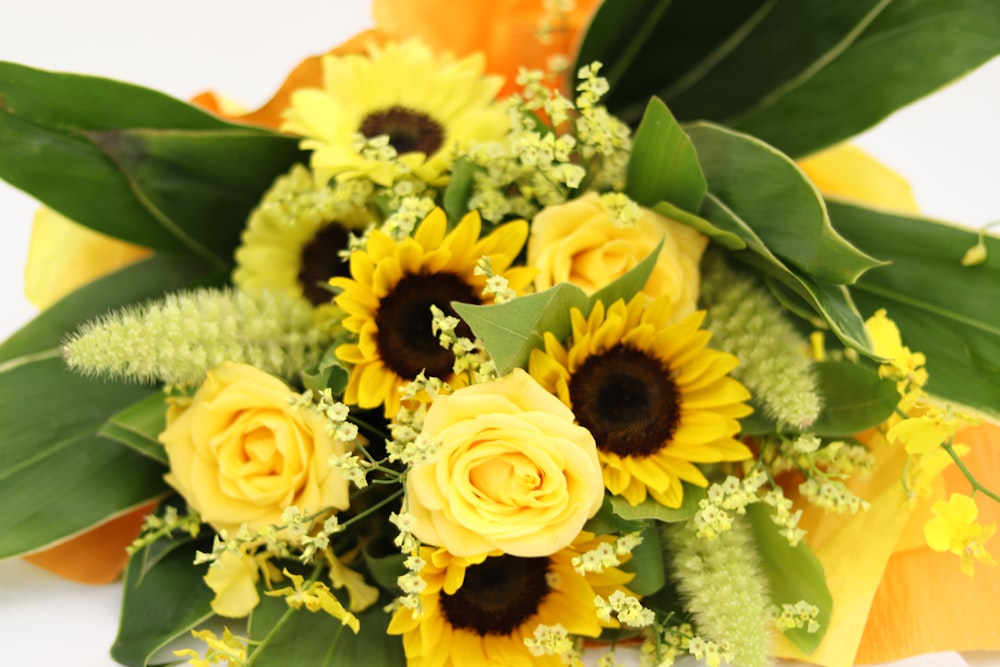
left=798, top=144, right=919, bottom=213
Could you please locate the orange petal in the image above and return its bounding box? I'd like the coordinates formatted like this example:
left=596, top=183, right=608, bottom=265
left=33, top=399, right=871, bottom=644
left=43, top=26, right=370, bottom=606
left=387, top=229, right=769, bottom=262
left=192, top=29, right=387, bottom=130
left=23, top=501, right=158, bottom=584
left=373, top=0, right=600, bottom=96
left=855, top=422, right=1000, bottom=663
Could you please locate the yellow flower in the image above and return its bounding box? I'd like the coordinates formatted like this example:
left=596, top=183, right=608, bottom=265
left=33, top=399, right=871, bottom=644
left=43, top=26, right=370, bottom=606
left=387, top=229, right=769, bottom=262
left=233, top=164, right=374, bottom=307
left=24, top=207, right=150, bottom=309
left=406, top=368, right=604, bottom=557
left=160, top=362, right=350, bottom=534
left=864, top=309, right=928, bottom=393
left=527, top=192, right=708, bottom=320
left=283, top=40, right=507, bottom=186
left=887, top=403, right=981, bottom=455
left=331, top=208, right=534, bottom=416
left=387, top=534, right=634, bottom=667
left=529, top=296, right=753, bottom=508
left=266, top=568, right=360, bottom=632
left=924, top=493, right=997, bottom=577
left=203, top=549, right=261, bottom=618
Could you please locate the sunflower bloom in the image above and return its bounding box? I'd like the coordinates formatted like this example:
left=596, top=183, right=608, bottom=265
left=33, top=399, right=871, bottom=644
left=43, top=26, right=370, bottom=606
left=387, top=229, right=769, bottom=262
left=332, top=208, right=534, bottom=416
left=387, top=533, right=634, bottom=667
left=284, top=40, right=508, bottom=186
left=529, top=296, right=753, bottom=507
left=233, top=164, right=374, bottom=307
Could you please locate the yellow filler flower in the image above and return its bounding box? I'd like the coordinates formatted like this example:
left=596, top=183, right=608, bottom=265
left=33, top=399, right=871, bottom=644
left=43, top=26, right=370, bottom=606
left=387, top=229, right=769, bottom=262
left=331, top=208, right=534, bottom=416
left=387, top=534, right=634, bottom=667
left=530, top=296, right=753, bottom=507
left=283, top=40, right=508, bottom=186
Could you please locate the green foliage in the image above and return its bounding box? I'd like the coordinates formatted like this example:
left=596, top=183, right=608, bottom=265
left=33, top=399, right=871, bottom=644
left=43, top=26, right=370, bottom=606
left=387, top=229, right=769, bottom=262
left=626, top=97, right=706, bottom=211
left=100, top=392, right=170, bottom=464
left=829, top=199, right=1000, bottom=417
left=745, top=504, right=832, bottom=654
left=609, top=485, right=707, bottom=523
left=111, top=536, right=215, bottom=667
left=577, top=0, right=1000, bottom=156
left=810, top=361, right=899, bottom=436
left=0, top=61, right=303, bottom=264
left=247, top=590, right=404, bottom=666
left=620, top=522, right=667, bottom=596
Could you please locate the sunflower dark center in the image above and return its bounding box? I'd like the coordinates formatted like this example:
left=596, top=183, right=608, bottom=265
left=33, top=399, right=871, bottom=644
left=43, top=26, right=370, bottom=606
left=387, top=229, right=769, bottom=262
left=297, top=223, right=352, bottom=305
left=375, top=272, right=479, bottom=381
left=439, top=555, right=551, bottom=636
left=568, top=344, right=681, bottom=458
left=359, top=106, right=445, bottom=156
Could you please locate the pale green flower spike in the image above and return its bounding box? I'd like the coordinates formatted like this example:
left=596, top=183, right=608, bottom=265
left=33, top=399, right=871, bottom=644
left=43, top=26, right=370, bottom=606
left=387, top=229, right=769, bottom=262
left=700, top=253, right=823, bottom=430
left=662, top=517, right=771, bottom=667
left=64, top=288, right=329, bottom=387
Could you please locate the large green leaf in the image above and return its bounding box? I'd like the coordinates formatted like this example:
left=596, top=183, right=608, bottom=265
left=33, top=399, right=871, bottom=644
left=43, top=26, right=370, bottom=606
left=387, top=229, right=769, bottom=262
left=0, top=356, right=167, bottom=558
left=100, top=392, right=170, bottom=465
left=700, top=194, right=875, bottom=356
left=576, top=0, right=891, bottom=126
left=829, top=200, right=1000, bottom=415
left=247, top=590, right=404, bottom=666
left=89, top=128, right=304, bottom=262
left=746, top=504, right=832, bottom=654
left=686, top=122, right=884, bottom=284
left=454, top=284, right=588, bottom=375
left=111, top=536, right=215, bottom=667
left=0, top=255, right=221, bottom=556
left=810, top=361, right=899, bottom=435
left=0, top=61, right=303, bottom=263
left=626, top=97, right=706, bottom=212
left=735, top=0, right=1000, bottom=157
left=576, top=1, right=1000, bottom=157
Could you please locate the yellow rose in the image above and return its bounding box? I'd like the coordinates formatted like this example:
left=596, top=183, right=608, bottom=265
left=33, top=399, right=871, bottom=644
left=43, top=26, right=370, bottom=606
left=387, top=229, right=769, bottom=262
left=406, top=369, right=604, bottom=558
left=160, top=362, right=350, bottom=534
left=527, top=192, right=708, bottom=319
left=24, top=207, right=150, bottom=310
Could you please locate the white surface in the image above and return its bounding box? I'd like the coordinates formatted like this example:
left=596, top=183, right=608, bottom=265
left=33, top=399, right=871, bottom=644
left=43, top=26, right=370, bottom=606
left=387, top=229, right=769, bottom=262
left=0, top=2, right=999, bottom=666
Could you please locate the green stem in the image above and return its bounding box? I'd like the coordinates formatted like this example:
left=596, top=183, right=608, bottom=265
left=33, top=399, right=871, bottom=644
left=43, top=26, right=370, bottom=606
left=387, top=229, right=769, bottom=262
left=943, top=441, right=1000, bottom=505
left=245, top=563, right=325, bottom=666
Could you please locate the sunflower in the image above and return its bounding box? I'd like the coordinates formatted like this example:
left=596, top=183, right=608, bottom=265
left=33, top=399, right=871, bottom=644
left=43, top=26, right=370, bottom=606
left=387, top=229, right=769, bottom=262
left=529, top=295, right=753, bottom=507
left=233, top=164, right=374, bottom=307
left=331, top=208, right=534, bottom=416
left=387, top=533, right=634, bottom=667
left=283, top=40, right=508, bottom=186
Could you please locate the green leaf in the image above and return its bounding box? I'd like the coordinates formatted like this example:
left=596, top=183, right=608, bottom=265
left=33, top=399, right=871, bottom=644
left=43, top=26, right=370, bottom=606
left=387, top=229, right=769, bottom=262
left=746, top=504, right=832, bottom=654
left=585, top=496, right=646, bottom=536
left=111, top=537, right=215, bottom=667
left=701, top=194, right=875, bottom=356
left=576, top=1, right=1000, bottom=157
left=0, top=62, right=302, bottom=263
left=626, top=97, right=706, bottom=212
left=363, top=548, right=407, bottom=594
left=576, top=0, right=891, bottom=127
left=442, top=157, right=481, bottom=224
left=247, top=590, right=404, bottom=666
left=453, top=284, right=589, bottom=375
left=811, top=361, right=898, bottom=436
left=88, top=128, right=304, bottom=263
left=0, top=355, right=168, bottom=558
left=609, top=484, right=706, bottom=523
left=828, top=200, right=1000, bottom=416
left=653, top=200, right=745, bottom=251
left=619, top=522, right=666, bottom=596
left=734, top=0, right=1000, bottom=157
left=0, top=256, right=220, bottom=557
left=687, top=122, right=884, bottom=284
left=100, top=392, right=169, bottom=464
left=0, top=254, right=224, bottom=363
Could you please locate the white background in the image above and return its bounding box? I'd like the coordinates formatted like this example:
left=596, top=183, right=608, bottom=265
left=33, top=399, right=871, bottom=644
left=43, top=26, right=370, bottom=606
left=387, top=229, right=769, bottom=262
left=0, top=2, right=999, bottom=665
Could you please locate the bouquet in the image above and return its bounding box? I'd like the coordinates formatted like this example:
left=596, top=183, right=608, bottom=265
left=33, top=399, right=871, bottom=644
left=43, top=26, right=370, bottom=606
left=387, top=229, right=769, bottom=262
left=2, top=2, right=999, bottom=666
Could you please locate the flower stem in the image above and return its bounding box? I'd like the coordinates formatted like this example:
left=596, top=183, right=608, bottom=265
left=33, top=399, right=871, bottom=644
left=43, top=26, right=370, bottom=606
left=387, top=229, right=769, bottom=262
left=943, top=441, right=1000, bottom=505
